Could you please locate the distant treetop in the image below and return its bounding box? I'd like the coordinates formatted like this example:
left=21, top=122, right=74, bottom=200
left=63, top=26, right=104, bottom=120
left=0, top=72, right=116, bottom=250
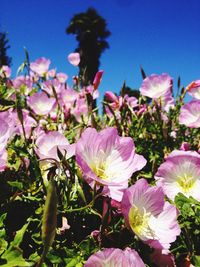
left=66, top=7, right=111, bottom=85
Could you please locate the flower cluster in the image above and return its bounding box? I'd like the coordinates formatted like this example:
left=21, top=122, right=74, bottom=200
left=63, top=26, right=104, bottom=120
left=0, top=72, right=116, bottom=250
left=0, top=58, right=199, bottom=267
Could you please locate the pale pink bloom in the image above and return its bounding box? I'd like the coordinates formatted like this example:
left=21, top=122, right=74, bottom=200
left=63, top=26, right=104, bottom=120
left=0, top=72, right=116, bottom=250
left=121, top=179, right=180, bottom=250
left=82, top=85, right=99, bottom=100
left=61, top=87, right=79, bottom=110
left=35, top=131, right=75, bottom=161
left=58, top=217, right=70, bottom=234
left=124, top=95, right=138, bottom=109
left=137, top=104, right=147, bottom=116
left=0, top=117, right=14, bottom=151
left=105, top=91, right=119, bottom=102
left=84, top=247, right=145, bottom=267
left=155, top=91, right=175, bottom=112
left=30, top=57, right=51, bottom=76
left=56, top=72, right=68, bottom=83
left=179, top=100, right=200, bottom=128
left=187, top=80, right=200, bottom=99
left=155, top=150, right=200, bottom=201
left=105, top=91, right=123, bottom=119
left=140, top=73, right=173, bottom=99
left=93, top=70, right=104, bottom=90
left=67, top=52, right=80, bottom=66
left=47, top=69, right=56, bottom=78
left=72, top=97, right=88, bottom=123
left=76, top=127, right=146, bottom=201
left=0, top=65, right=11, bottom=78
left=27, top=91, right=56, bottom=116
left=16, top=110, right=37, bottom=138
left=151, top=249, right=176, bottom=267
left=0, top=148, right=7, bottom=172
left=12, top=75, right=33, bottom=94
left=42, top=79, right=67, bottom=98
left=170, top=130, right=177, bottom=139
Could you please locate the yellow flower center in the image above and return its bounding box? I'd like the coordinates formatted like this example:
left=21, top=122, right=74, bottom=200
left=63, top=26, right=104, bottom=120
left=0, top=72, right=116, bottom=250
left=129, top=205, right=154, bottom=239
left=90, top=160, right=108, bottom=180
left=177, top=174, right=196, bottom=193
left=89, top=150, right=110, bottom=180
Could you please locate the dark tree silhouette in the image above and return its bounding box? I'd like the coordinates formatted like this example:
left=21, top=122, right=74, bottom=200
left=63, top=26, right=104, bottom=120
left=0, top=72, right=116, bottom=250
left=0, top=32, right=12, bottom=67
left=66, top=7, right=110, bottom=85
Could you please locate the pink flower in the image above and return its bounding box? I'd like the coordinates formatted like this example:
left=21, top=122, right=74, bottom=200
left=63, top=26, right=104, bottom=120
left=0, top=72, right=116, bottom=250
left=84, top=248, right=145, bottom=267
left=41, top=79, right=64, bottom=96
left=187, top=80, right=200, bottom=100
left=82, top=85, right=99, bottom=100
left=0, top=117, right=14, bottom=152
left=180, top=142, right=190, bottom=151
left=155, top=150, right=200, bottom=201
left=105, top=91, right=119, bottom=103
left=104, top=91, right=123, bottom=119
left=151, top=249, right=176, bottom=267
left=155, top=91, right=175, bottom=112
left=47, top=69, right=56, bottom=78
left=72, top=97, right=88, bottom=123
left=140, top=73, right=173, bottom=99
left=124, top=95, right=138, bottom=109
left=12, top=75, right=33, bottom=95
left=76, top=127, right=146, bottom=201
left=0, top=148, right=7, bottom=172
left=121, top=179, right=180, bottom=250
left=179, top=100, right=200, bottom=128
left=35, top=131, right=75, bottom=161
left=61, top=87, right=79, bottom=110
left=30, top=57, right=51, bottom=76
left=16, top=110, right=37, bottom=138
left=67, top=52, right=80, bottom=66
left=27, top=91, right=56, bottom=116
left=56, top=72, right=68, bottom=83
left=0, top=65, right=11, bottom=78
left=93, top=70, right=104, bottom=90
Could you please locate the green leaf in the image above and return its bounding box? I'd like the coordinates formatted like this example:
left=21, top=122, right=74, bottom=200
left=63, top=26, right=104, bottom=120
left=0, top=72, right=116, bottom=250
left=7, top=181, right=24, bottom=190
left=192, top=255, right=200, bottom=266
left=0, top=213, right=7, bottom=228
left=1, top=221, right=32, bottom=266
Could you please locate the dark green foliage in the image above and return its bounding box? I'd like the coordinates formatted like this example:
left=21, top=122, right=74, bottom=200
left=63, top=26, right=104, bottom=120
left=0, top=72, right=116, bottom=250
left=0, top=32, right=12, bottom=67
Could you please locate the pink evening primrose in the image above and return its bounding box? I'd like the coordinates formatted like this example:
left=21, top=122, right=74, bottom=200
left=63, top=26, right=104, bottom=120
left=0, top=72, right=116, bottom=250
left=0, top=148, right=7, bottom=172
left=84, top=247, right=145, bottom=267
left=121, top=179, right=180, bottom=250
left=30, top=57, right=51, bottom=76
left=140, top=73, right=173, bottom=99
left=76, top=127, right=146, bottom=202
left=27, top=91, right=56, bottom=116
left=179, top=100, right=200, bottom=128
left=187, top=80, right=200, bottom=100
left=35, top=131, right=75, bottom=162
left=93, top=70, right=104, bottom=90
left=155, top=150, right=200, bottom=201
left=67, top=52, right=80, bottom=66
left=0, top=65, right=11, bottom=78
left=151, top=249, right=176, bottom=267
left=56, top=72, right=68, bottom=83
left=0, top=117, right=14, bottom=152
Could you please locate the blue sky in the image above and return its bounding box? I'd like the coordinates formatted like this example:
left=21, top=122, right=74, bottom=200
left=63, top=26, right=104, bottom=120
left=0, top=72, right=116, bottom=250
left=1, top=0, right=200, bottom=100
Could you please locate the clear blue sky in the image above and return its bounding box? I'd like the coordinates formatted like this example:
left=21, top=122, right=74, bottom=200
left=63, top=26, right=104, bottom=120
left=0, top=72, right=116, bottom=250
left=1, top=0, right=200, bottom=99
